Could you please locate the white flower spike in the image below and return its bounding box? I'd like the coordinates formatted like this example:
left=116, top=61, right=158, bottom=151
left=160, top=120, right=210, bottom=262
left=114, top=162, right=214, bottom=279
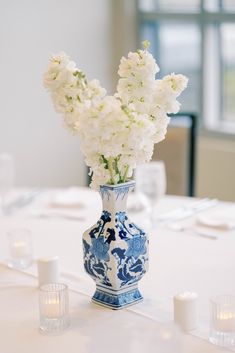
left=43, top=42, right=188, bottom=189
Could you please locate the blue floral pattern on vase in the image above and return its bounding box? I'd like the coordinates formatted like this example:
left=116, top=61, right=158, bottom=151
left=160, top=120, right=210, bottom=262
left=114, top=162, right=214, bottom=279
left=83, top=210, right=113, bottom=287
left=125, top=237, right=146, bottom=258
left=82, top=180, right=149, bottom=309
left=90, top=236, right=110, bottom=261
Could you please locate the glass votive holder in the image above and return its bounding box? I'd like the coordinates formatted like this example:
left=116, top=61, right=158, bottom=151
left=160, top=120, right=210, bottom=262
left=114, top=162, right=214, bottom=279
left=209, top=295, right=235, bottom=347
left=7, top=228, right=33, bottom=269
left=39, top=283, right=70, bottom=334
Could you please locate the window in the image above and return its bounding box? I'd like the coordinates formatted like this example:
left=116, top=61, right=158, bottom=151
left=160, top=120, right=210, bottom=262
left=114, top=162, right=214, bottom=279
left=137, top=0, right=235, bottom=134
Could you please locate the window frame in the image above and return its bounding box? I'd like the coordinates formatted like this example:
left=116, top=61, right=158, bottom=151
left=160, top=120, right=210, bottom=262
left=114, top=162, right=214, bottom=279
left=137, top=0, right=235, bottom=138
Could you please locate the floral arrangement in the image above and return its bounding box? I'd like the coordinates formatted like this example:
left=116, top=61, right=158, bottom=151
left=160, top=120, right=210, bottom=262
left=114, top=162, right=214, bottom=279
left=43, top=41, right=188, bottom=189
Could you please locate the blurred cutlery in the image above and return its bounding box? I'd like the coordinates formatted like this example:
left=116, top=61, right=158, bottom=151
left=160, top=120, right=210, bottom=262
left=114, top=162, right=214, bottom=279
left=192, top=228, right=218, bottom=240
left=169, top=222, right=218, bottom=239
left=5, top=189, right=42, bottom=214
left=158, top=198, right=218, bottom=224
left=30, top=210, right=85, bottom=221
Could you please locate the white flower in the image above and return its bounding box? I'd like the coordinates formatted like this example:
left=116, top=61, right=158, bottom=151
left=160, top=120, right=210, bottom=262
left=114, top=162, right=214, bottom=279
left=43, top=52, right=76, bottom=90
left=163, top=73, right=188, bottom=96
left=152, top=79, right=183, bottom=114
left=43, top=42, right=188, bottom=189
left=118, top=50, right=159, bottom=79
left=87, top=79, right=107, bottom=100
left=116, top=49, right=158, bottom=114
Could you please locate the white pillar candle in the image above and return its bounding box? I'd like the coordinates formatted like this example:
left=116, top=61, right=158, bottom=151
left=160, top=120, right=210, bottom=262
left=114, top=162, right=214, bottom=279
left=174, top=291, right=198, bottom=332
left=37, top=257, right=59, bottom=287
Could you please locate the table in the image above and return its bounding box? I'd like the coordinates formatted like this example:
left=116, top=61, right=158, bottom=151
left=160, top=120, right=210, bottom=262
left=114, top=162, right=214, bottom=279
left=0, top=188, right=234, bottom=353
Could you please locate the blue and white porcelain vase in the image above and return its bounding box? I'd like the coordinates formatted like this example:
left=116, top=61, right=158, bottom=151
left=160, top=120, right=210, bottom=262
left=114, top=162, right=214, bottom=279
left=82, top=180, right=149, bottom=310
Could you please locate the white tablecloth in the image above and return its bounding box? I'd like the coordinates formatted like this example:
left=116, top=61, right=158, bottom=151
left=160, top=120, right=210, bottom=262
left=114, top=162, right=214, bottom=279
left=0, top=188, right=234, bottom=353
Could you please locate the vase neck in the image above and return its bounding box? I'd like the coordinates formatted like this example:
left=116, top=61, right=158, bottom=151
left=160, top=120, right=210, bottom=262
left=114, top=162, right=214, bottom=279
left=100, top=181, right=135, bottom=215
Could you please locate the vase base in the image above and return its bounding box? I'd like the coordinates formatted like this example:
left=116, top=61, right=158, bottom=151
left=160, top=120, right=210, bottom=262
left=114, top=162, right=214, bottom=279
left=92, top=284, right=143, bottom=310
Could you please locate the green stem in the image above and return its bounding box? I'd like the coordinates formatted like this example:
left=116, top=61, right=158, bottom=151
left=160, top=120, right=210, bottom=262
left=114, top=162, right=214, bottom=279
left=114, top=157, right=122, bottom=182
left=107, top=157, right=115, bottom=184
left=122, top=165, right=129, bottom=183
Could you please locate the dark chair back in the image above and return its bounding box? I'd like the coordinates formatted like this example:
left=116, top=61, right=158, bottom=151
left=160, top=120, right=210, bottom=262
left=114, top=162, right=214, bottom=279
left=152, top=113, right=197, bottom=196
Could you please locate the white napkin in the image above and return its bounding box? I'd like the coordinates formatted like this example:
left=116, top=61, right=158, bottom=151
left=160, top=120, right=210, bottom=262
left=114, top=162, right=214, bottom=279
left=196, top=207, right=235, bottom=231
left=49, top=188, right=85, bottom=209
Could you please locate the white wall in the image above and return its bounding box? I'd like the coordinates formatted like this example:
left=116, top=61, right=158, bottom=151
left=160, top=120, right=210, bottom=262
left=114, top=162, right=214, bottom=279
left=0, top=0, right=112, bottom=187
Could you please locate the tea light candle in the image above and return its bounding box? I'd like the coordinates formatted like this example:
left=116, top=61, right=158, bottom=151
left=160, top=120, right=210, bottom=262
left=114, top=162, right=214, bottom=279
left=42, top=298, right=61, bottom=318
left=11, top=241, right=29, bottom=258
left=209, top=295, right=235, bottom=346
left=39, top=283, right=69, bottom=333
left=174, top=291, right=198, bottom=332
left=214, top=312, right=235, bottom=332
left=37, top=257, right=59, bottom=287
